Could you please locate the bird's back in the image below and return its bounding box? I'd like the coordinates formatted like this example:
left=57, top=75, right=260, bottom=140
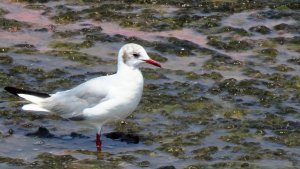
left=40, top=75, right=112, bottom=117
left=41, top=68, right=144, bottom=122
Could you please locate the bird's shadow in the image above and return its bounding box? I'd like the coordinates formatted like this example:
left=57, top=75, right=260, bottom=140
left=26, top=126, right=140, bottom=144
left=104, top=131, right=140, bottom=144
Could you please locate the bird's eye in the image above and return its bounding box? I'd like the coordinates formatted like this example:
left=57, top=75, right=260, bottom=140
left=133, top=53, right=140, bottom=58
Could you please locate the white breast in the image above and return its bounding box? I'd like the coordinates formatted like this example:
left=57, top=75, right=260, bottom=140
left=82, top=67, right=144, bottom=123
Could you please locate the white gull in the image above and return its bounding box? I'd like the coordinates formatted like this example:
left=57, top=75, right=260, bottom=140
left=5, top=43, right=161, bottom=151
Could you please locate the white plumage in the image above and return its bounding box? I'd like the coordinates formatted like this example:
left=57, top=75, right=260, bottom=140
left=5, top=43, right=161, bottom=151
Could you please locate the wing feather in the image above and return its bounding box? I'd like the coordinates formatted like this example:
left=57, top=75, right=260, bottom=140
left=41, top=76, right=112, bottom=116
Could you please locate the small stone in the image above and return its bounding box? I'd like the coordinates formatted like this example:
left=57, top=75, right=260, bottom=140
left=8, top=128, right=14, bottom=135
left=33, top=140, right=45, bottom=145
left=241, top=163, right=249, bottom=167
left=157, top=166, right=176, bottom=169
left=138, top=161, right=150, bottom=167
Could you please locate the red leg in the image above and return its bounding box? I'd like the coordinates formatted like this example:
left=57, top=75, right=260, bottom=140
left=96, top=132, right=102, bottom=152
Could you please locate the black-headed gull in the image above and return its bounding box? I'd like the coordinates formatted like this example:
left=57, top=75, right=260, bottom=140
left=4, top=43, right=161, bottom=152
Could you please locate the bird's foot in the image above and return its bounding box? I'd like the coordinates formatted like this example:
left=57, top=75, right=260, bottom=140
left=96, top=133, right=102, bottom=152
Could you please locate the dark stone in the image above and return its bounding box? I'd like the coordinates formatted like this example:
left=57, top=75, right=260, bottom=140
left=68, top=115, right=86, bottom=121
left=249, top=25, right=271, bottom=34
left=157, top=166, right=176, bottom=169
left=26, top=126, right=54, bottom=138
left=34, top=28, right=49, bottom=32
left=8, top=128, right=14, bottom=135
left=70, top=132, right=89, bottom=138
left=241, top=163, right=249, bottom=167
left=274, top=23, right=299, bottom=33
left=14, top=44, right=35, bottom=48
left=105, top=132, right=139, bottom=144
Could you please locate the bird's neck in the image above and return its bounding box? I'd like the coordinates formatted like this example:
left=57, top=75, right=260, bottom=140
left=117, top=63, right=142, bottom=77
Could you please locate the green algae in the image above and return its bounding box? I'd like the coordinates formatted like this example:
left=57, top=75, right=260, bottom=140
left=50, top=40, right=94, bottom=50
left=39, top=69, right=66, bottom=81
left=156, top=104, right=182, bottom=115
left=14, top=48, right=38, bottom=54
left=201, top=72, right=223, bottom=80
left=183, top=97, right=217, bottom=112
left=143, top=68, right=166, bottom=80
left=167, top=37, right=200, bottom=52
left=113, top=120, right=141, bottom=133
left=137, top=160, right=150, bottom=167
left=66, top=158, right=120, bottom=169
left=286, top=43, right=300, bottom=53
left=0, top=127, right=15, bottom=138
left=147, top=52, right=168, bottom=63
left=0, top=18, right=29, bottom=30
left=203, top=53, right=243, bottom=70
left=208, top=77, right=289, bottom=107
left=122, top=0, right=296, bottom=14
left=266, top=133, right=300, bottom=147
left=12, top=0, right=50, bottom=3
left=0, top=47, right=10, bottom=53
left=45, top=78, right=73, bottom=91
left=9, top=65, right=30, bottom=74
left=207, top=36, right=252, bottom=51
left=219, top=134, right=243, bottom=144
left=218, top=26, right=251, bottom=36
left=158, top=142, right=185, bottom=157
left=117, top=154, right=137, bottom=163
left=223, top=109, right=246, bottom=119
left=25, top=4, right=49, bottom=10
left=186, top=71, right=200, bottom=80
left=0, top=156, right=26, bottom=166
left=152, top=41, right=193, bottom=57
left=0, top=8, right=8, bottom=16
left=81, top=26, right=103, bottom=34
left=259, top=48, right=278, bottom=58
left=46, top=50, right=105, bottom=65
left=243, top=67, right=265, bottom=78
left=257, top=39, right=278, bottom=48
left=188, top=15, right=222, bottom=33
left=274, top=23, right=300, bottom=33
left=287, top=57, right=300, bottom=65
left=30, top=153, right=76, bottom=169
left=273, top=64, right=294, bottom=72
left=192, top=146, right=218, bottom=160
left=184, top=164, right=206, bottom=169
left=249, top=25, right=271, bottom=34
left=0, top=55, right=13, bottom=64
left=234, top=148, right=295, bottom=167
left=0, top=1, right=299, bottom=168
left=86, top=33, right=124, bottom=43
left=83, top=4, right=189, bottom=31
left=51, top=11, right=80, bottom=24
left=278, top=106, right=298, bottom=115
left=53, top=30, right=82, bottom=38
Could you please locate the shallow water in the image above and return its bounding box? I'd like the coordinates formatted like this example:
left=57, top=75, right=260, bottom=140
left=0, top=0, right=299, bottom=168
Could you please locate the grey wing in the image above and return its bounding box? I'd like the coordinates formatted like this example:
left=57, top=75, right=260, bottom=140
left=41, top=77, right=110, bottom=118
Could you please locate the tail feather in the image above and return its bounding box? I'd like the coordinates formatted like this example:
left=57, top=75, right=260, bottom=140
left=22, top=104, right=50, bottom=112
left=18, top=94, right=45, bottom=104
left=4, top=86, right=50, bottom=98
left=5, top=86, right=51, bottom=112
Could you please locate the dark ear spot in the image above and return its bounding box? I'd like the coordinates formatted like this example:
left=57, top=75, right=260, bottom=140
left=122, top=52, right=129, bottom=63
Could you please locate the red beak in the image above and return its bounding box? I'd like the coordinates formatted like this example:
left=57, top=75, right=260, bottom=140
left=143, top=59, right=162, bottom=68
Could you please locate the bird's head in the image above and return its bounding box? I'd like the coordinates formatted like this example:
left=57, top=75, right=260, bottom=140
left=118, top=43, right=161, bottom=68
